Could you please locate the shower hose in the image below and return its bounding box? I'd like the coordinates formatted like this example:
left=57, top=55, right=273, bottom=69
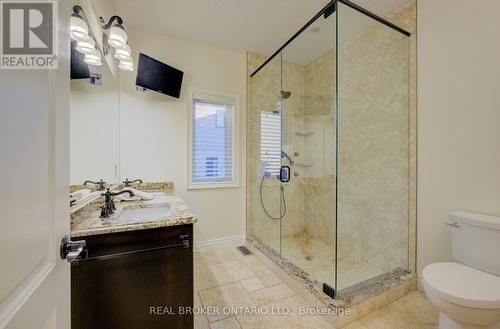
left=259, top=175, right=287, bottom=220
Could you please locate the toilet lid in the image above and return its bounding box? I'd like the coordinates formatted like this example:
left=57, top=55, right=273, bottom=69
left=423, top=262, right=500, bottom=309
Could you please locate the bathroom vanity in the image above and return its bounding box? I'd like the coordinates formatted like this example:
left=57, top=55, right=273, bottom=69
left=68, top=18, right=197, bottom=328
left=70, top=183, right=196, bottom=329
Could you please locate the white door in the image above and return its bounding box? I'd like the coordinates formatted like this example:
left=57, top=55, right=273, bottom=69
left=0, top=1, right=71, bottom=328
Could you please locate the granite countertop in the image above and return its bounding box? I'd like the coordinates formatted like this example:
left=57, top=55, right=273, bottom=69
left=70, top=182, right=197, bottom=238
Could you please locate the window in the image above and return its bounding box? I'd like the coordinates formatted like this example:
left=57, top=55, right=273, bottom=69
left=216, top=110, right=225, bottom=128
left=260, top=111, right=281, bottom=176
left=188, top=89, right=239, bottom=189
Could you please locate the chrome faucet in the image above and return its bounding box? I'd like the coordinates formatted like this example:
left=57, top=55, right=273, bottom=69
left=100, top=189, right=135, bottom=218
left=123, top=178, right=143, bottom=187
left=83, top=179, right=106, bottom=191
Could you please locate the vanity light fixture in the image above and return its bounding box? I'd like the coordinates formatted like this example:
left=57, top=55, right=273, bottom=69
left=100, top=15, right=134, bottom=71
left=71, top=6, right=102, bottom=66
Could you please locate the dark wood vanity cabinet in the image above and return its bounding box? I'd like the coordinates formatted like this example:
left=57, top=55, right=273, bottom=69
left=71, top=224, right=194, bottom=329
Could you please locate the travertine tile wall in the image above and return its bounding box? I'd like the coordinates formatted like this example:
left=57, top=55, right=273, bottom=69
left=337, top=2, right=415, bottom=283
left=302, top=49, right=336, bottom=245
left=247, top=0, right=417, bottom=288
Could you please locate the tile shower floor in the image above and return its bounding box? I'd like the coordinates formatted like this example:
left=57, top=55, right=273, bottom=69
left=281, top=231, right=387, bottom=290
left=193, top=246, right=483, bottom=329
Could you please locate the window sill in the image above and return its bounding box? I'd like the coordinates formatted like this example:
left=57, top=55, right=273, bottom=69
left=187, top=182, right=240, bottom=190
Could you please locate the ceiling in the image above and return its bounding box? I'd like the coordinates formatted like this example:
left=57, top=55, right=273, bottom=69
left=114, top=0, right=409, bottom=61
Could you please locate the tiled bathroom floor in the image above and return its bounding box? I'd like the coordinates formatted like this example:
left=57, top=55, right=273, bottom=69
left=193, top=246, right=467, bottom=329
left=281, top=231, right=386, bottom=289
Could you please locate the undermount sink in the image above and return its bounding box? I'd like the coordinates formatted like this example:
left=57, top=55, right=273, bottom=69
left=116, top=206, right=171, bottom=221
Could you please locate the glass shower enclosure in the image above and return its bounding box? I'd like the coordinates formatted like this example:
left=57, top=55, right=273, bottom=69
left=248, top=0, right=412, bottom=297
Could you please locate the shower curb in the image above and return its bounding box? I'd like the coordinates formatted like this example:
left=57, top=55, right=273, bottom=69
left=245, top=237, right=417, bottom=328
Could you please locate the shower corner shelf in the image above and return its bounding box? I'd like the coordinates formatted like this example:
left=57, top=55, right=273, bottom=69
left=295, top=131, right=314, bottom=136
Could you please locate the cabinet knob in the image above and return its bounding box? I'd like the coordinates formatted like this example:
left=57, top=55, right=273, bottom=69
left=178, top=235, right=190, bottom=248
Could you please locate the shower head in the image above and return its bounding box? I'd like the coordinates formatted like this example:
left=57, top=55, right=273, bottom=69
left=281, top=90, right=292, bottom=99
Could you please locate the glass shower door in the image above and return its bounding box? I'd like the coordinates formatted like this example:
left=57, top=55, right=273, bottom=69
left=280, top=7, right=337, bottom=292
left=249, top=54, right=283, bottom=255
left=336, top=1, right=411, bottom=292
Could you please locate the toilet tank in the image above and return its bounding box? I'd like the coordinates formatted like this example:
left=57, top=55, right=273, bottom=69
left=449, top=212, right=500, bottom=275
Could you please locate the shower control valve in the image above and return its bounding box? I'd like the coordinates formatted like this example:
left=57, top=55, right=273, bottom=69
left=280, top=166, right=291, bottom=183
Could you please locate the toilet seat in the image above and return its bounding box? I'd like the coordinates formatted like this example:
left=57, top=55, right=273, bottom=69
left=423, top=262, right=500, bottom=309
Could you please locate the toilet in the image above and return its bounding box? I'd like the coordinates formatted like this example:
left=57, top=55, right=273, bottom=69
left=422, top=212, right=500, bottom=329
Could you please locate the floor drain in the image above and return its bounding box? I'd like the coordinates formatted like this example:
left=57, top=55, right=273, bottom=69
left=305, top=255, right=313, bottom=261
left=237, top=246, right=252, bottom=255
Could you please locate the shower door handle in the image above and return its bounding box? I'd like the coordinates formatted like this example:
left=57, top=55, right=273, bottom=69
left=280, top=166, right=290, bottom=183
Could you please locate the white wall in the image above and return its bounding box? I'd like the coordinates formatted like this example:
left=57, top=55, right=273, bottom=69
left=119, top=30, right=247, bottom=245
left=417, top=0, right=500, bottom=276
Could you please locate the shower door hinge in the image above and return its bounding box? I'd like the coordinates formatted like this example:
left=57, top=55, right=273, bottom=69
left=323, top=283, right=336, bottom=299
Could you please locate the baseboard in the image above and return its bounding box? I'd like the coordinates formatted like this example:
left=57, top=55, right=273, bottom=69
left=194, top=235, right=246, bottom=251
left=417, top=276, right=424, bottom=292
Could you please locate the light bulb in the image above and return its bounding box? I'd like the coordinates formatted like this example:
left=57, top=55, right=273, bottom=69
left=84, top=50, right=102, bottom=66
left=114, top=44, right=131, bottom=61
left=75, top=36, right=95, bottom=54
left=119, top=59, right=133, bottom=71
left=70, top=15, right=88, bottom=41
left=108, top=25, right=127, bottom=48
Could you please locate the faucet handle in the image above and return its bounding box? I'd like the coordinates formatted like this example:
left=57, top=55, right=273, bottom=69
left=98, top=179, right=106, bottom=190
left=101, top=188, right=111, bottom=197
left=101, top=189, right=114, bottom=209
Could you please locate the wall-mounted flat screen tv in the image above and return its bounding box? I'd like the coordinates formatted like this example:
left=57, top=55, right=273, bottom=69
left=135, top=53, right=184, bottom=98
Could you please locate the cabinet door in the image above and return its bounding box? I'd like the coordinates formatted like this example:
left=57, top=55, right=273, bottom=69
left=72, top=225, right=193, bottom=329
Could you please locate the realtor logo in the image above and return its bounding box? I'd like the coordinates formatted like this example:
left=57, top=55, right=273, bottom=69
left=1, top=1, right=57, bottom=69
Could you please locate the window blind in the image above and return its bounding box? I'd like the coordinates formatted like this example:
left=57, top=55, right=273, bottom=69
left=192, top=98, right=234, bottom=183
left=260, top=111, right=281, bottom=176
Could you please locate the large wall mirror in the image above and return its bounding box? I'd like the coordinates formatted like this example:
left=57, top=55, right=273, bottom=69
left=70, top=41, right=120, bottom=185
